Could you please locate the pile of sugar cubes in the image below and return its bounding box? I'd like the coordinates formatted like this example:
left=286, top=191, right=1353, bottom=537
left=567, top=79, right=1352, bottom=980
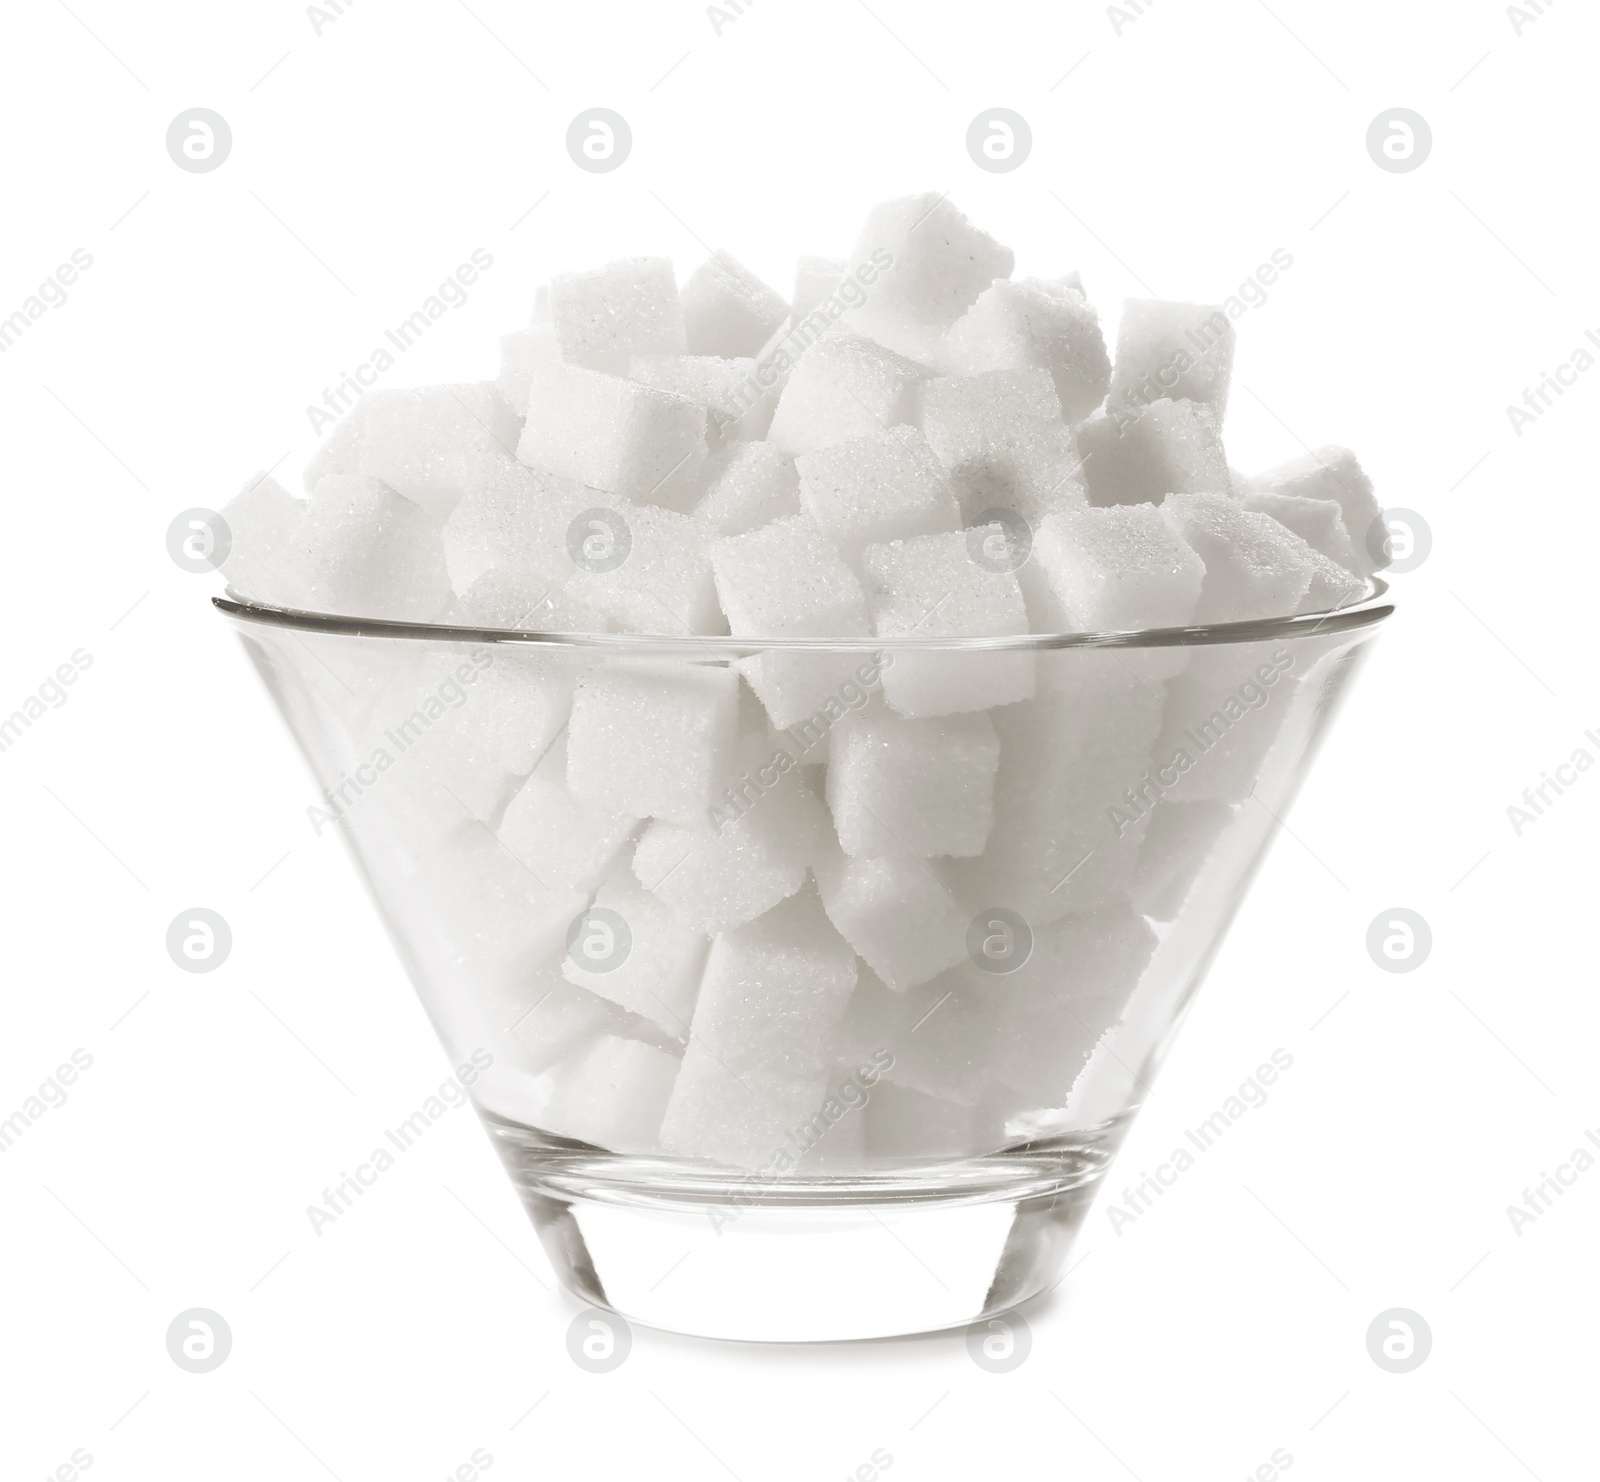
left=225, top=195, right=1389, bottom=1169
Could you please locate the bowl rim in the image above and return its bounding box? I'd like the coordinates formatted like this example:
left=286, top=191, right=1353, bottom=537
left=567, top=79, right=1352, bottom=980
left=214, top=579, right=1393, bottom=655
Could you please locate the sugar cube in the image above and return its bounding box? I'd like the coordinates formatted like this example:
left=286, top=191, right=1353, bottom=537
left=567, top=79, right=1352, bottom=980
left=917, top=369, right=1084, bottom=526
left=814, top=838, right=969, bottom=991
left=630, top=353, right=772, bottom=443
left=792, top=255, right=847, bottom=322
left=567, top=662, right=740, bottom=824
left=1245, top=446, right=1387, bottom=577
left=542, top=1034, right=682, bottom=1152
left=1109, top=299, right=1236, bottom=416
left=692, top=441, right=801, bottom=536
left=501, top=972, right=615, bottom=1075
left=1021, top=503, right=1205, bottom=633
left=1075, top=398, right=1230, bottom=507
left=862, top=530, right=1034, bottom=716
left=562, top=873, right=708, bottom=1035
left=766, top=331, right=931, bottom=454
left=659, top=889, right=859, bottom=1168
left=566, top=503, right=721, bottom=635
left=843, top=193, right=1015, bottom=361
left=299, top=474, right=451, bottom=621
left=498, top=734, right=639, bottom=892
left=302, top=412, right=363, bottom=492
left=497, top=322, right=560, bottom=416
left=940, top=277, right=1112, bottom=423
left=828, top=710, right=999, bottom=859
left=681, top=250, right=790, bottom=359
left=1162, top=493, right=1316, bottom=622
left=441, top=445, right=593, bottom=596
left=632, top=736, right=827, bottom=934
left=548, top=257, right=685, bottom=373
left=358, top=385, right=521, bottom=519
left=950, top=658, right=1163, bottom=921
left=795, top=425, right=961, bottom=558
left=1129, top=799, right=1236, bottom=921
left=219, top=473, right=309, bottom=608
left=517, top=359, right=707, bottom=509
left=1240, top=488, right=1362, bottom=576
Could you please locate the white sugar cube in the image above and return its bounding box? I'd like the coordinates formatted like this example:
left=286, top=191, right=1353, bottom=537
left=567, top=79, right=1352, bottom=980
left=517, top=360, right=707, bottom=509
left=950, top=659, right=1163, bottom=921
left=1241, top=489, right=1362, bottom=576
left=358, top=385, right=521, bottom=519
left=864, top=1085, right=989, bottom=1160
left=562, top=874, right=708, bottom=1036
left=1149, top=644, right=1298, bottom=805
left=220, top=473, right=309, bottom=608
left=710, top=515, right=871, bottom=728
left=501, top=973, right=614, bottom=1075
left=793, top=255, right=847, bottom=322
left=567, top=662, right=740, bottom=824
left=1245, top=446, right=1386, bottom=577
left=659, top=889, right=859, bottom=1168
left=766, top=332, right=931, bottom=454
left=1163, top=493, right=1316, bottom=622
left=836, top=968, right=990, bottom=1107
left=1076, top=398, right=1230, bottom=507
left=795, top=425, right=961, bottom=558
left=441, top=445, right=592, bottom=596
left=918, top=369, right=1084, bottom=526
left=450, top=569, right=608, bottom=632
left=710, top=515, right=867, bottom=635
left=301, top=474, right=451, bottom=620
left=565, top=503, right=721, bottom=635
left=940, top=277, right=1112, bottom=423
left=1301, top=546, right=1368, bottom=613
left=1110, top=299, right=1236, bottom=416
left=1022, top=503, right=1205, bottom=633
left=863, top=530, right=1033, bottom=716
left=497, top=323, right=560, bottom=415
left=843, top=193, right=1014, bottom=361
left=681, top=250, right=790, bottom=358
left=693, top=441, right=801, bottom=536
left=548, top=257, right=685, bottom=373
left=815, top=839, right=968, bottom=992
left=374, top=649, right=572, bottom=823
left=629, top=353, right=771, bottom=443
left=632, top=734, right=828, bottom=933
left=542, top=1034, right=682, bottom=1153
left=1129, top=799, right=1235, bottom=921
left=498, top=734, right=639, bottom=892
left=302, top=412, right=363, bottom=492
left=828, top=710, right=999, bottom=859
left=408, top=824, right=587, bottom=1000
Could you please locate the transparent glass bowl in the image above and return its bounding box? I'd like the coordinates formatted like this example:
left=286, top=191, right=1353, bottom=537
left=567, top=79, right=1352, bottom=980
left=218, top=588, right=1392, bottom=1341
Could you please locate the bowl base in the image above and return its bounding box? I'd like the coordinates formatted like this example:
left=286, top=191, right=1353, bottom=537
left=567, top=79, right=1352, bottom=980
left=480, top=1110, right=1123, bottom=1342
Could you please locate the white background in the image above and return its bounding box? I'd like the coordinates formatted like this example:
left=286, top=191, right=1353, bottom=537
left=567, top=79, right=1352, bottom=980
left=2, top=1, right=1596, bottom=1477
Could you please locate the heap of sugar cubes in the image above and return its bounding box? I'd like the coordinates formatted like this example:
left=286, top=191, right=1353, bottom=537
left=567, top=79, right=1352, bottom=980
left=224, top=195, right=1389, bottom=1169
